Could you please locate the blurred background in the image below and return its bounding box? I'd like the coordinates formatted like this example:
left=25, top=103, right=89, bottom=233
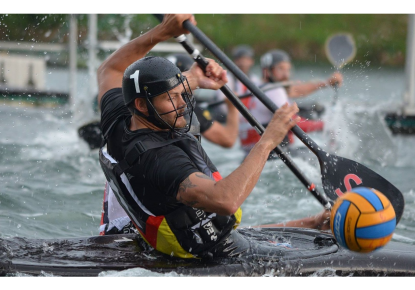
left=1, top=14, right=414, bottom=251
left=0, top=14, right=408, bottom=66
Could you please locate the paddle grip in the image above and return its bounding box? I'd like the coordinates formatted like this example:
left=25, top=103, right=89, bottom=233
left=332, top=83, right=339, bottom=106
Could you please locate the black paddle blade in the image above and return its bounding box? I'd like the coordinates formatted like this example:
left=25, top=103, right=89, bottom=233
left=318, top=152, right=404, bottom=224
left=78, top=120, right=103, bottom=150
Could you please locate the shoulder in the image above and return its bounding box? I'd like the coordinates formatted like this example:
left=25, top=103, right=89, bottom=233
left=152, top=143, right=189, bottom=160
left=138, top=133, right=192, bottom=160
left=263, top=86, right=290, bottom=108
left=194, top=105, right=211, bottom=121
left=100, top=88, right=130, bottom=138
left=250, top=74, right=261, bottom=85
left=194, top=106, right=213, bottom=133
left=100, top=88, right=123, bottom=109
left=266, top=87, right=288, bottom=98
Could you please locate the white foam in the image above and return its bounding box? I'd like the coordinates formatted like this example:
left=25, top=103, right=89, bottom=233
left=99, top=267, right=183, bottom=277
left=392, top=233, right=415, bottom=243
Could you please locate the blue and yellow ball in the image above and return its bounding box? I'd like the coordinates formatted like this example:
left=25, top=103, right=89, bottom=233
left=330, top=187, right=396, bottom=253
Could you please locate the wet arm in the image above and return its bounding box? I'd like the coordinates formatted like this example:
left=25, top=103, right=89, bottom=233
left=288, top=72, right=342, bottom=98
left=177, top=103, right=300, bottom=216
left=177, top=140, right=271, bottom=216
left=97, top=14, right=196, bottom=106
left=202, top=102, right=239, bottom=148
left=254, top=209, right=331, bottom=230
left=287, top=81, right=327, bottom=98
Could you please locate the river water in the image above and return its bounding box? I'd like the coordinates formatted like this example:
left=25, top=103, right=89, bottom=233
left=1, top=62, right=414, bottom=277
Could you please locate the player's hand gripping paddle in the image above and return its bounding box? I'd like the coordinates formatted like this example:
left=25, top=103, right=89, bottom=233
left=154, top=14, right=405, bottom=224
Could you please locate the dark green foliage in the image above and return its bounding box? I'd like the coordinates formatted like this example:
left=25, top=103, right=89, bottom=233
left=0, top=14, right=68, bottom=42
left=0, top=14, right=408, bottom=66
left=195, top=14, right=408, bottom=66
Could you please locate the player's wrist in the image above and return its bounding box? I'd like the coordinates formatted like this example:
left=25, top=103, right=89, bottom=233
left=183, top=71, right=199, bottom=91
left=154, top=23, right=175, bottom=42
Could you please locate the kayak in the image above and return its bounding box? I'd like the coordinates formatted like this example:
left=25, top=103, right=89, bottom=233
left=1, top=227, right=414, bottom=277
left=295, top=102, right=325, bottom=135
left=384, top=112, right=415, bottom=134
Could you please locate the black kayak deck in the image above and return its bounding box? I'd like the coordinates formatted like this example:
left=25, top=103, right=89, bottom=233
left=1, top=227, right=414, bottom=277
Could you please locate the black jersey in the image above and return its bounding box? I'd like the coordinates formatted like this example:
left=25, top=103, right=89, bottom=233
left=100, top=88, right=199, bottom=215
left=99, top=88, right=243, bottom=258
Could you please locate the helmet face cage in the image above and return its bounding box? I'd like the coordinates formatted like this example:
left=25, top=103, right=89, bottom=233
left=145, top=75, right=195, bottom=135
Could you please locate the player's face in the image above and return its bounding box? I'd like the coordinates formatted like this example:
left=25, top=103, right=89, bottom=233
left=271, top=61, right=291, bottom=82
left=153, top=85, right=190, bottom=128
left=235, top=56, right=254, bottom=74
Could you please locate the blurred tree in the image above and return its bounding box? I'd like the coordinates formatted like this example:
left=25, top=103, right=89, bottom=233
left=0, top=14, right=408, bottom=66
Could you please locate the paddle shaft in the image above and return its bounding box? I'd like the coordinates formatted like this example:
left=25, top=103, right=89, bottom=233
left=325, top=33, right=356, bottom=106
left=208, top=81, right=293, bottom=109
left=332, top=83, right=339, bottom=105
left=153, top=15, right=331, bottom=208
left=163, top=16, right=405, bottom=224
left=179, top=20, right=321, bottom=155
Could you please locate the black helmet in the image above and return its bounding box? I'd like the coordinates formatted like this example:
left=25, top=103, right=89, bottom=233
left=166, top=53, right=194, bottom=72
left=260, top=49, right=291, bottom=70
left=232, top=45, right=254, bottom=60
left=123, top=56, right=184, bottom=105
left=122, top=56, right=195, bottom=133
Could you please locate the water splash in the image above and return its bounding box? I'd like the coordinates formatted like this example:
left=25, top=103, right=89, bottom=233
left=99, top=267, right=183, bottom=277
left=112, top=15, right=133, bottom=45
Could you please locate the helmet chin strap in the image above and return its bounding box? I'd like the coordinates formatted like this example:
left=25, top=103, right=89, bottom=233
left=132, top=105, right=168, bottom=130
left=145, top=98, right=174, bottom=130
